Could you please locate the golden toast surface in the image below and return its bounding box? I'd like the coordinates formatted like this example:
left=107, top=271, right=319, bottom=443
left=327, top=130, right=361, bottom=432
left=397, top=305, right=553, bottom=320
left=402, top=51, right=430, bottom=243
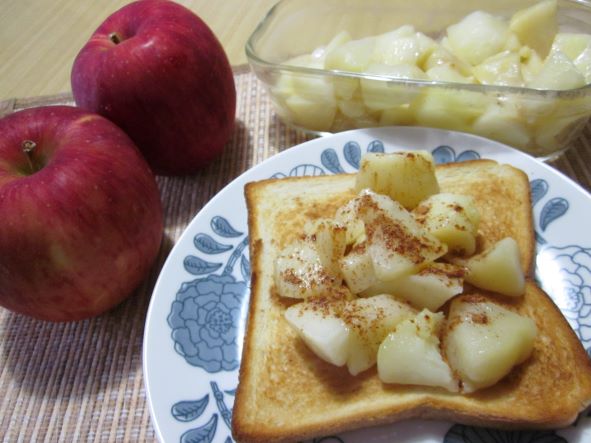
left=232, top=160, right=591, bottom=443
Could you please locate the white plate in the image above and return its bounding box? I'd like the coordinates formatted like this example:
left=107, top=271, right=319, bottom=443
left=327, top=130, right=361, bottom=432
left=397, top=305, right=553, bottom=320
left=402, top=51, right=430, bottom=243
left=143, top=127, right=591, bottom=443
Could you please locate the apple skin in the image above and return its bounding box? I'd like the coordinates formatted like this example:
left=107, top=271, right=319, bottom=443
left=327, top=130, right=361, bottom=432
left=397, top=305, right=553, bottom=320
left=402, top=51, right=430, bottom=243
left=71, top=0, right=236, bottom=176
left=0, top=106, right=164, bottom=321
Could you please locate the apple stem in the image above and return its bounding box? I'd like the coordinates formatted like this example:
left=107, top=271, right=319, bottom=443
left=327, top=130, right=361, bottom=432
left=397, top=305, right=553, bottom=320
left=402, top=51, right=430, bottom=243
left=21, top=140, right=37, bottom=173
left=109, top=32, right=122, bottom=45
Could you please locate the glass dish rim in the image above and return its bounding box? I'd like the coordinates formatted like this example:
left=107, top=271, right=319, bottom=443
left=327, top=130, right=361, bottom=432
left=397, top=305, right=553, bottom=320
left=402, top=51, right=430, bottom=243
left=245, top=0, right=591, bottom=98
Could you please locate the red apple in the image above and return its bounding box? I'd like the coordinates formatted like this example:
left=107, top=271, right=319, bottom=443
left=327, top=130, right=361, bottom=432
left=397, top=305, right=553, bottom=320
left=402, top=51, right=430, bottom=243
left=71, top=0, right=236, bottom=176
left=0, top=106, right=163, bottom=321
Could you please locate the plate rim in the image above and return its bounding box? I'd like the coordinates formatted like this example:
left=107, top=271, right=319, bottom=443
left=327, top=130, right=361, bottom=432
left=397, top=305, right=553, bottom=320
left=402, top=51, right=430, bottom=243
left=142, top=126, right=591, bottom=443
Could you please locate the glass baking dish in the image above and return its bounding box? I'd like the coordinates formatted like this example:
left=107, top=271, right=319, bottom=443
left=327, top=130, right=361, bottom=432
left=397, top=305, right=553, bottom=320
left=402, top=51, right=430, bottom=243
left=246, top=0, right=591, bottom=159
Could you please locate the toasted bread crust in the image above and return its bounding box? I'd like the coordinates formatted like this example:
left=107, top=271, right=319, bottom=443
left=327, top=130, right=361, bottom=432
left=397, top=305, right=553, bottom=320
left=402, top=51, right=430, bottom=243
left=232, top=160, right=591, bottom=443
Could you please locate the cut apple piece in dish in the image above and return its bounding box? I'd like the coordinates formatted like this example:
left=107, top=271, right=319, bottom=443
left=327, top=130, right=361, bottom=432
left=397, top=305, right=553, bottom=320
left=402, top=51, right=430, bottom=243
left=509, top=0, right=557, bottom=59
left=445, top=11, right=510, bottom=66
left=472, top=50, right=524, bottom=87
left=360, top=63, right=427, bottom=110
left=528, top=47, right=586, bottom=91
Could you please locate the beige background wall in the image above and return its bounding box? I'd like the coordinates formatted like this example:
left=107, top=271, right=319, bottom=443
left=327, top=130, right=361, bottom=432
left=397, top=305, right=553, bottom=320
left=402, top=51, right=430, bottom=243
left=0, top=0, right=277, bottom=100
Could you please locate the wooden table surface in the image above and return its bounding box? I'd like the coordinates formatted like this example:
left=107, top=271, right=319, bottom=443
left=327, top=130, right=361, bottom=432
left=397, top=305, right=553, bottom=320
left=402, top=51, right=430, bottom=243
left=0, top=0, right=277, bottom=101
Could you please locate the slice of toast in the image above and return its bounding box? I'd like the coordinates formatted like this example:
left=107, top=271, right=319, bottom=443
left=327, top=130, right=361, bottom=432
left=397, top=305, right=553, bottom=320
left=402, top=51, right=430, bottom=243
left=232, top=159, right=591, bottom=443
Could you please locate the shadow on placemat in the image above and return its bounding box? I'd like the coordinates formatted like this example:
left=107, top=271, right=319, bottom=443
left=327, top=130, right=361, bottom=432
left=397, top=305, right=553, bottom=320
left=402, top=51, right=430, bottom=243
left=153, top=119, right=254, bottom=228
left=547, top=124, right=591, bottom=192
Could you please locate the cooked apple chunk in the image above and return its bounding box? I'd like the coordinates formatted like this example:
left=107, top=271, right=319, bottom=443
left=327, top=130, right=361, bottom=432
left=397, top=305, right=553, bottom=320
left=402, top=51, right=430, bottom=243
left=361, top=262, right=465, bottom=311
left=274, top=239, right=340, bottom=299
left=444, top=295, right=537, bottom=393
left=422, top=45, right=473, bottom=77
left=309, top=219, right=347, bottom=279
left=552, top=33, right=591, bottom=61
left=355, top=191, right=448, bottom=281
left=275, top=218, right=349, bottom=299
left=340, top=246, right=378, bottom=294
left=285, top=295, right=415, bottom=373
left=355, top=151, right=440, bottom=210
left=334, top=199, right=367, bottom=246
left=342, top=294, right=416, bottom=375
left=371, top=26, right=429, bottom=67
left=528, top=47, right=586, bottom=90
left=378, top=310, right=459, bottom=392
left=445, top=11, right=511, bottom=66
left=361, top=63, right=428, bottom=110
left=285, top=300, right=349, bottom=366
left=413, top=193, right=480, bottom=256
left=472, top=50, right=525, bottom=87
left=452, top=237, right=525, bottom=297
left=509, top=0, right=557, bottom=58
left=325, top=36, right=375, bottom=74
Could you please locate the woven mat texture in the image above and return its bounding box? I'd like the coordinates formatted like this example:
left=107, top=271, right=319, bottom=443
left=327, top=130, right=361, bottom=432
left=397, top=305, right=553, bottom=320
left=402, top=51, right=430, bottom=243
left=0, top=65, right=590, bottom=442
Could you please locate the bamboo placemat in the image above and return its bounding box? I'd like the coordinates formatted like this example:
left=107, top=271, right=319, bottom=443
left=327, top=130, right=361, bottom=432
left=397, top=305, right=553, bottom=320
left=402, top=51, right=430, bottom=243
left=0, top=65, right=590, bottom=443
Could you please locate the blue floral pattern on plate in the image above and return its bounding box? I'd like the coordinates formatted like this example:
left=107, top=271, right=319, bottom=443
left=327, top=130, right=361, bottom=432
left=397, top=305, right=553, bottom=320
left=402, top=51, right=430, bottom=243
left=166, top=216, right=247, bottom=442
left=173, top=385, right=234, bottom=443
left=168, top=228, right=248, bottom=373
left=144, top=127, right=591, bottom=443
left=431, top=145, right=480, bottom=164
